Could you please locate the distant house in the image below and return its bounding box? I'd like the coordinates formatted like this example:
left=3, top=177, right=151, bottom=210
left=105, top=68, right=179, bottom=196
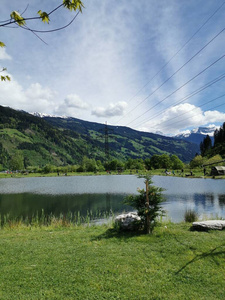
left=210, top=166, right=225, bottom=176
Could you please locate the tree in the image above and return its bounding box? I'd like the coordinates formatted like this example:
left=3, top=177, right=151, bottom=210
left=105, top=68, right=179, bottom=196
left=150, top=154, right=172, bottom=169
left=10, top=152, right=24, bottom=171
left=170, top=154, right=183, bottom=170
left=0, top=0, right=84, bottom=81
left=43, top=164, right=54, bottom=174
left=200, top=135, right=212, bottom=156
left=150, top=155, right=161, bottom=169
left=125, top=158, right=144, bottom=170
left=159, top=154, right=172, bottom=169
left=205, top=154, right=223, bottom=166
left=81, top=156, right=97, bottom=172
left=189, top=155, right=205, bottom=168
left=124, top=175, right=165, bottom=234
left=144, top=158, right=151, bottom=170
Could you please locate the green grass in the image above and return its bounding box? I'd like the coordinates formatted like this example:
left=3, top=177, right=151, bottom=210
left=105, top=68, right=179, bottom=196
left=0, top=223, right=224, bottom=299
left=1, top=168, right=225, bottom=179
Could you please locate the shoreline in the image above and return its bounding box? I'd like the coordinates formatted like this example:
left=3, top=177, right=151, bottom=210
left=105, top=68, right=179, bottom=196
left=1, top=170, right=225, bottom=180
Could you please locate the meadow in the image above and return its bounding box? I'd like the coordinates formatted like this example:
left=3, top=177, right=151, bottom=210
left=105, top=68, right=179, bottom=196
left=0, top=222, right=224, bottom=299
left=1, top=168, right=224, bottom=179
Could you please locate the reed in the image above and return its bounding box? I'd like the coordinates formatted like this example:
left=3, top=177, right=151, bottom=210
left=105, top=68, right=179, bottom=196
left=0, top=209, right=114, bottom=229
left=184, top=209, right=198, bottom=223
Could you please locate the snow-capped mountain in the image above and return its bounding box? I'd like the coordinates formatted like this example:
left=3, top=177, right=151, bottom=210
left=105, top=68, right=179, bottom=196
left=175, top=125, right=219, bottom=145
left=31, top=112, right=68, bottom=119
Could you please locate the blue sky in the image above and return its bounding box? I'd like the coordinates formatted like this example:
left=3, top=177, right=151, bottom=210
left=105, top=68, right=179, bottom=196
left=0, top=0, right=225, bottom=135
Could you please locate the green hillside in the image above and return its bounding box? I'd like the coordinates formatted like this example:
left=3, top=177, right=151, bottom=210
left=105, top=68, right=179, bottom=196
left=0, top=106, right=104, bottom=169
left=43, top=116, right=198, bottom=162
left=0, top=105, right=198, bottom=169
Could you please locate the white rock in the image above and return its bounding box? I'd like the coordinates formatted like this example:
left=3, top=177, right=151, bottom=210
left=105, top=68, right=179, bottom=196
left=192, top=220, right=225, bottom=230
left=115, top=212, right=141, bottom=230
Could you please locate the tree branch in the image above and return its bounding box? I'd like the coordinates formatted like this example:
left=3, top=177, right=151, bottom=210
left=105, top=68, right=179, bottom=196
left=19, top=12, right=79, bottom=34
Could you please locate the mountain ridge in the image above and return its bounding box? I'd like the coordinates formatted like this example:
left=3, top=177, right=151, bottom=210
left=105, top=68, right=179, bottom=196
left=175, top=125, right=218, bottom=145
left=0, top=106, right=199, bottom=169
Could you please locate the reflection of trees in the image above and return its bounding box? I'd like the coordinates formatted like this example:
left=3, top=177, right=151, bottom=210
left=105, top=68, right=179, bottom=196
left=218, top=194, right=225, bottom=207
left=193, top=193, right=215, bottom=208
left=0, top=193, right=129, bottom=219
left=206, top=194, right=214, bottom=205
left=193, top=194, right=206, bottom=208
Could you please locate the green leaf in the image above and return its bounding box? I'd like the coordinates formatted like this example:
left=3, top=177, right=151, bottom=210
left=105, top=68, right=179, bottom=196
left=37, top=10, right=50, bottom=23
left=6, top=75, right=11, bottom=81
left=1, top=76, right=6, bottom=81
left=10, top=11, right=26, bottom=26
left=63, top=0, right=84, bottom=12
left=0, top=41, right=6, bottom=48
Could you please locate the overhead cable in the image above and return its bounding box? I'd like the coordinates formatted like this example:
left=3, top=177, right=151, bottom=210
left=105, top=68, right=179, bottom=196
left=125, top=53, right=225, bottom=126
left=114, top=1, right=225, bottom=125
left=133, top=73, right=225, bottom=127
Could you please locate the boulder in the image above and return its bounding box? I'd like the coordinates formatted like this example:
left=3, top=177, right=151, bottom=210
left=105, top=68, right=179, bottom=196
left=192, top=220, right=225, bottom=231
left=115, top=212, right=141, bottom=230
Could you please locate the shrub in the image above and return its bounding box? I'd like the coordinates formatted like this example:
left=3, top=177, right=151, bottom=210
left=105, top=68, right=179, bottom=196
left=184, top=209, right=198, bottom=223
left=124, top=175, right=165, bottom=234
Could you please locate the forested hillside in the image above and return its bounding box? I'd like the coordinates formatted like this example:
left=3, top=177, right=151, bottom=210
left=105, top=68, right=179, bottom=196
left=200, top=122, right=225, bottom=157
left=0, top=105, right=199, bottom=170
left=43, top=116, right=198, bottom=162
left=0, top=106, right=102, bottom=169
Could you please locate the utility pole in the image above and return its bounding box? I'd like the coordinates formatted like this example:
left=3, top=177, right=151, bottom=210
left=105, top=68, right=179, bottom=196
left=145, top=178, right=151, bottom=234
left=99, top=121, right=114, bottom=163
left=104, top=122, right=109, bottom=162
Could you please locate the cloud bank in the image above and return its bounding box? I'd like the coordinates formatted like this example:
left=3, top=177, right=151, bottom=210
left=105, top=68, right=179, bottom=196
left=0, top=0, right=224, bottom=135
left=92, top=102, right=127, bottom=118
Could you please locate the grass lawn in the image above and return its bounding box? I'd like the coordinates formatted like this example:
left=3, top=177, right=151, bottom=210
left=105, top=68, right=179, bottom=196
left=0, top=223, right=224, bottom=299
left=1, top=169, right=225, bottom=179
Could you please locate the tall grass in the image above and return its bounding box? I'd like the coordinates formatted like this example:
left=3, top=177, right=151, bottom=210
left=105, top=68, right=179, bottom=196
left=0, top=209, right=114, bottom=229
left=184, top=209, right=198, bottom=223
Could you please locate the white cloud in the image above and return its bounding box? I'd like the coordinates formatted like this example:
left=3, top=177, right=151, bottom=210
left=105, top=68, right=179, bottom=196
left=64, top=94, right=89, bottom=110
left=25, top=83, right=56, bottom=101
left=0, top=78, right=56, bottom=113
left=138, top=103, right=225, bottom=135
left=1, top=0, right=224, bottom=134
left=0, top=48, right=12, bottom=60
left=92, top=101, right=127, bottom=118
left=54, top=94, right=89, bottom=117
left=203, top=110, right=225, bottom=123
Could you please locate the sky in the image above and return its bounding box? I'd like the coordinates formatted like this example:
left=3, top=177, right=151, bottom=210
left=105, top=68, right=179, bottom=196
left=0, top=0, right=225, bottom=136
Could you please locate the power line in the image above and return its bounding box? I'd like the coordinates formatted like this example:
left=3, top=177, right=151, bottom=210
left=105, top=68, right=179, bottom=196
left=158, top=93, right=225, bottom=127
left=114, top=1, right=225, bottom=125
left=124, top=27, right=225, bottom=126
left=125, top=53, right=225, bottom=126
left=98, top=122, right=115, bottom=162
left=156, top=102, right=225, bottom=129
left=133, top=73, right=225, bottom=127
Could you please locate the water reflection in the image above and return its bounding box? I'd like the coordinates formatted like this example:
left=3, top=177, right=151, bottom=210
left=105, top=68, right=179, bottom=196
left=164, top=192, right=225, bottom=222
left=0, top=175, right=225, bottom=222
left=0, top=193, right=130, bottom=219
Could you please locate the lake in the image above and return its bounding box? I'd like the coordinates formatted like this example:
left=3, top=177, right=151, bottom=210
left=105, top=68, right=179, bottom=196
left=0, top=175, right=225, bottom=222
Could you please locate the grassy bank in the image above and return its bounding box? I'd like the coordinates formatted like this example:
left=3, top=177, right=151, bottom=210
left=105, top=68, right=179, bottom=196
left=1, top=169, right=225, bottom=179
left=0, top=223, right=224, bottom=299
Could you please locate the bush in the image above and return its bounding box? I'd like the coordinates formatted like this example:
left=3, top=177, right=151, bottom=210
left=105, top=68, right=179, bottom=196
left=124, top=175, right=165, bottom=234
left=184, top=209, right=198, bottom=223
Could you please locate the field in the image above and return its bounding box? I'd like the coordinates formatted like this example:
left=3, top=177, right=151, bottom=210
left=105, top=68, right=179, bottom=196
left=0, top=223, right=224, bottom=299
left=1, top=168, right=225, bottom=179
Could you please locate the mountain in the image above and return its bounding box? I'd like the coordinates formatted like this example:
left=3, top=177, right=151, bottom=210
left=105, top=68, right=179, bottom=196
left=41, top=115, right=199, bottom=162
left=0, top=106, right=199, bottom=169
left=0, top=106, right=94, bottom=168
left=175, top=125, right=218, bottom=146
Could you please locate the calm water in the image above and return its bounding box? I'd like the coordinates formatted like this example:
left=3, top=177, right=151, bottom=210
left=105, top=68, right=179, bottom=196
left=0, top=175, right=225, bottom=222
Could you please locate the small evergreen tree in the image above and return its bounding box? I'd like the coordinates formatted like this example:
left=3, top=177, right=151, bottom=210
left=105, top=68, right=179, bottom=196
left=124, top=175, right=165, bottom=234
left=200, top=134, right=212, bottom=156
